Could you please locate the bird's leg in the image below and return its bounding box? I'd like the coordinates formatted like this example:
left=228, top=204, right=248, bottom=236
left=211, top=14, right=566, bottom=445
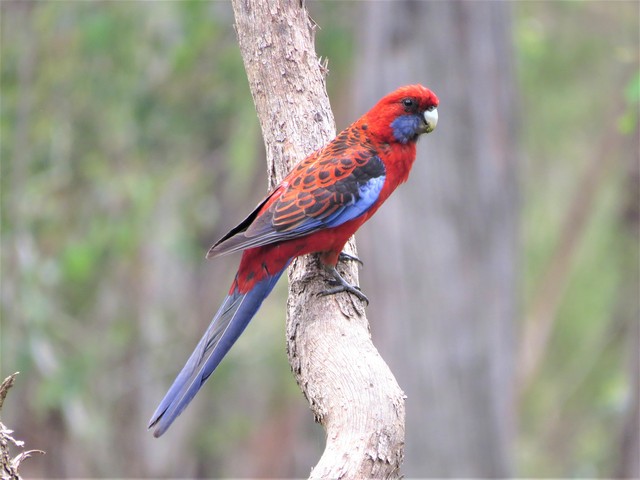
left=338, top=251, right=364, bottom=267
left=318, top=264, right=369, bottom=305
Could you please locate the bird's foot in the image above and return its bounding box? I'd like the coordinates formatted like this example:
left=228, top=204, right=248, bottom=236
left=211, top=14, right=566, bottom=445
left=338, top=251, right=364, bottom=267
left=318, top=265, right=369, bottom=305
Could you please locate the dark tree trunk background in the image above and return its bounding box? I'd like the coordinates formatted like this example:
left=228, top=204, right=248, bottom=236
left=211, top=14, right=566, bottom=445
left=354, top=1, right=519, bottom=477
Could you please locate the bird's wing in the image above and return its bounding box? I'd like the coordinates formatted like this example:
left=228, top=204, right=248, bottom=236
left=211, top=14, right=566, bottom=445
left=207, top=148, right=386, bottom=258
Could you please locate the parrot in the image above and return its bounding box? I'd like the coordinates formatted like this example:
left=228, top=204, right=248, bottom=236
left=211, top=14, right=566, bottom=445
left=149, top=84, right=439, bottom=437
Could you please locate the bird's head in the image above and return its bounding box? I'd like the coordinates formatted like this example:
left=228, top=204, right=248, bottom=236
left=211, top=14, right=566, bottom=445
left=363, top=84, right=439, bottom=145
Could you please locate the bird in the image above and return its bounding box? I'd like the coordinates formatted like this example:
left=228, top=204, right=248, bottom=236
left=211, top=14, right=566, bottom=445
left=149, top=84, right=439, bottom=437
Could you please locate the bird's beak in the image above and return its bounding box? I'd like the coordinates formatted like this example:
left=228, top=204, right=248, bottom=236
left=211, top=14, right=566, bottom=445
left=423, top=107, right=438, bottom=133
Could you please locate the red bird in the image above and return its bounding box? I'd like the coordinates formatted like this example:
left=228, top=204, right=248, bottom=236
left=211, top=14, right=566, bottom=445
left=149, top=84, right=439, bottom=437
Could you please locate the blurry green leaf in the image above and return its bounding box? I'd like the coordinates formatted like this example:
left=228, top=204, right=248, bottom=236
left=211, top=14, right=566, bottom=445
left=617, top=109, right=637, bottom=134
left=618, top=70, right=639, bottom=134
left=226, top=104, right=259, bottom=192
left=624, top=70, right=640, bottom=103
left=81, top=12, right=113, bottom=53
left=61, top=240, right=98, bottom=284
left=517, top=18, right=547, bottom=62
left=34, top=349, right=96, bottom=412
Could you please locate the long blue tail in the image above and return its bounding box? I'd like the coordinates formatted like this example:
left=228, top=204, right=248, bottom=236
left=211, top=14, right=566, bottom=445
left=148, top=265, right=287, bottom=437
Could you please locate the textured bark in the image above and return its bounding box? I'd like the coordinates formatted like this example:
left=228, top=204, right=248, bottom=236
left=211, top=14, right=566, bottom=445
left=354, top=1, right=518, bottom=477
left=230, top=0, right=405, bottom=478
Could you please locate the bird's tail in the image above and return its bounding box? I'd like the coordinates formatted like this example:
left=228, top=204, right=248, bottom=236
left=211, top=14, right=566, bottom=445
left=148, top=264, right=288, bottom=437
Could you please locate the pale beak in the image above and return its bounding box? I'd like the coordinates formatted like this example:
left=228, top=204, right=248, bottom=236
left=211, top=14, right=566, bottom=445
left=423, top=107, right=438, bottom=133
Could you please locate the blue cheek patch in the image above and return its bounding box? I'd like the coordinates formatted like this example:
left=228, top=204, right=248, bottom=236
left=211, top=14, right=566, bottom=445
left=391, top=115, right=421, bottom=144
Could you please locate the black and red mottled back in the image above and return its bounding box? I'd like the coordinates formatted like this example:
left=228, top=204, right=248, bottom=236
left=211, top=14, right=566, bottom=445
left=207, top=84, right=438, bottom=258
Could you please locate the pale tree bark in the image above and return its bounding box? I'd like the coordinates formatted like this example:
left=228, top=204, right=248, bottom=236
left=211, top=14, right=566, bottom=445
left=354, top=1, right=518, bottom=477
left=230, top=0, right=405, bottom=478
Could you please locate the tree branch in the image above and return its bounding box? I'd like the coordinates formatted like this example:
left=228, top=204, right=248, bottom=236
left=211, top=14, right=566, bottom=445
left=1, top=373, right=45, bottom=479
left=230, top=0, right=405, bottom=477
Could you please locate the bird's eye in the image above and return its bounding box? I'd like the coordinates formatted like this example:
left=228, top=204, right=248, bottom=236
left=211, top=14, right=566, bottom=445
left=426, top=105, right=435, bottom=112
left=402, top=98, right=415, bottom=109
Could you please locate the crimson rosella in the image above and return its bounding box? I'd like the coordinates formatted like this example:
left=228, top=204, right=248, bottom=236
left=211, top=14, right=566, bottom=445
left=149, top=84, right=439, bottom=437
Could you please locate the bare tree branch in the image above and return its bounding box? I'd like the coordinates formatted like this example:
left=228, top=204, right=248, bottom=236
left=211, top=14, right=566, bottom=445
left=230, top=0, right=405, bottom=477
left=1, top=373, right=45, bottom=480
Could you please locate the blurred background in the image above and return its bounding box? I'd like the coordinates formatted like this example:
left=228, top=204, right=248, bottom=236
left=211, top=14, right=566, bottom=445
left=1, top=1, right=638, bottom=478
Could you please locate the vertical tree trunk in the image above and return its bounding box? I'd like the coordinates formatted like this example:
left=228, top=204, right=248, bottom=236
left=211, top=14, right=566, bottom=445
left=354, top=1, right=518, bottom=477
left=230, top=0, right=405, bottom=477
left=614, top=139, right=640, bottom=479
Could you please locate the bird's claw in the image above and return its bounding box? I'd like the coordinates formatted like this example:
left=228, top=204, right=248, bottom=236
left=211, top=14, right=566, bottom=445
left=318, top=285, right=369, bottom=305
left=317, top=264, right=369, bottom=305
left=338, top=251, right=364, bottom=267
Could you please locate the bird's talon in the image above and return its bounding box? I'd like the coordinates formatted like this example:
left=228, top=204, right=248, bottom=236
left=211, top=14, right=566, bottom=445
left=318, top=264, right=369, bottom=305
left=338, top=251, right=364, bottom=267
left=317, top=286, right=369, bottom=305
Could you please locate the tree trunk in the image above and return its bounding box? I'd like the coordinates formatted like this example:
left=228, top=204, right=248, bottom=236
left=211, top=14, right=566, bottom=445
left=230, top=0, right=405, bottom=477
left=354, top=1, right=518, bottom=477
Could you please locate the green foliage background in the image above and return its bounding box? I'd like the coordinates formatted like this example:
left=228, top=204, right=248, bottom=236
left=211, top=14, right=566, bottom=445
left=1, top=1, right=637, bottom=477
